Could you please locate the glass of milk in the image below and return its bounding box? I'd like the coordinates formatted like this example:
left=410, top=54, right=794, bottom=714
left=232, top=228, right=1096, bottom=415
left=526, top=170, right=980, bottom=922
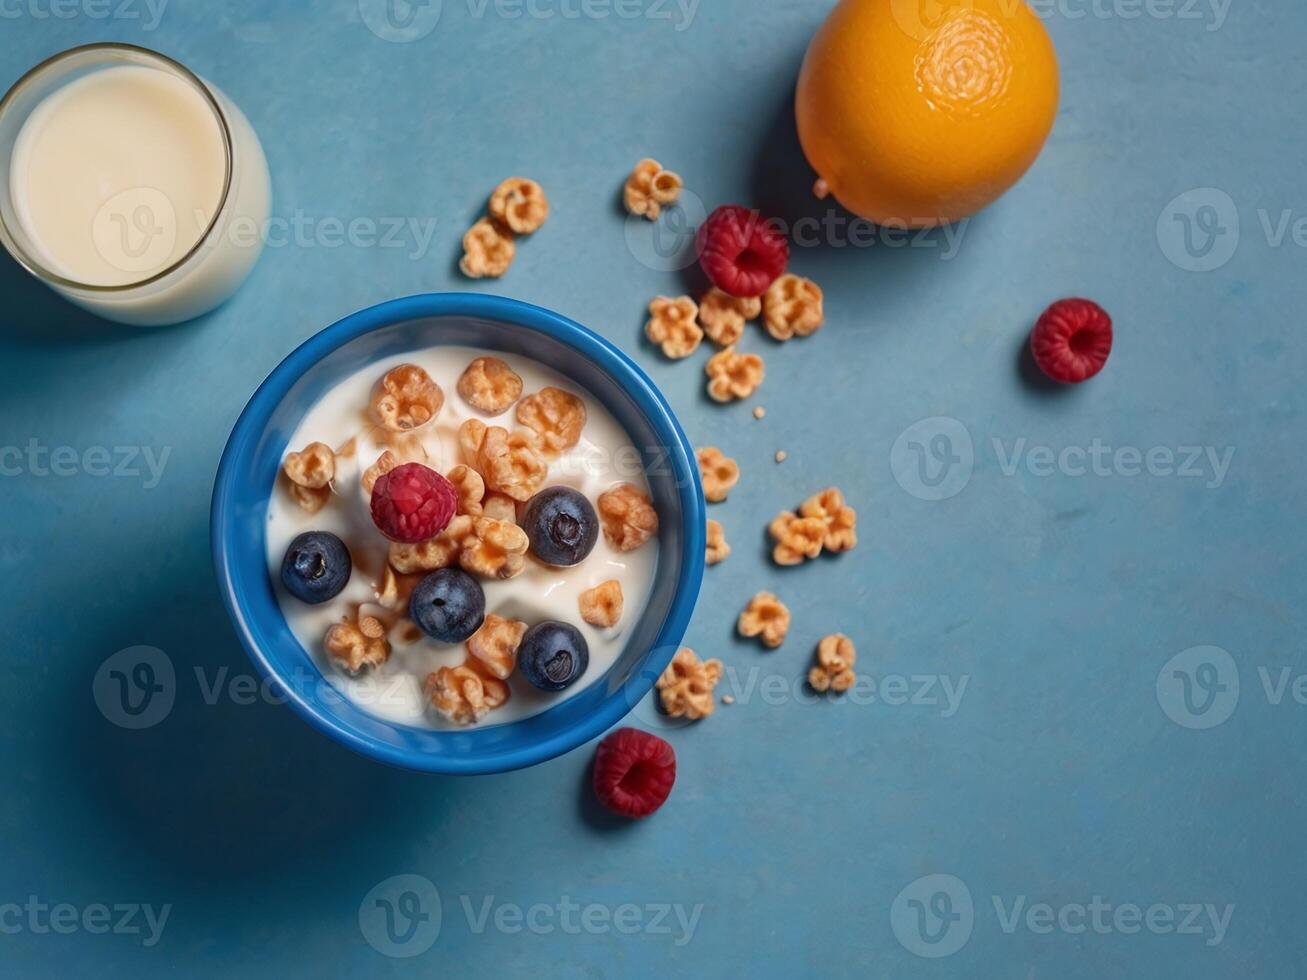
left=0, top=43, right=271, bottom=326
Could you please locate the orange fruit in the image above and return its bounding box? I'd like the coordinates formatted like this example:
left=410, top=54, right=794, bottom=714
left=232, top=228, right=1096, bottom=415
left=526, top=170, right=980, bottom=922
left=796, top=0, right=1059, bottom=228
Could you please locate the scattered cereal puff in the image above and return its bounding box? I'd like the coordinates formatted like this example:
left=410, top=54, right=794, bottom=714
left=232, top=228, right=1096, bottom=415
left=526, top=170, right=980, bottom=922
left=656, top=648, right=723, bottom=721
left=768, top=511, right=825, bottom=566
left=737, top=592, right=791, bottom=649
left=705, top=346, right=764, bottom=402
left=799, top=487, right=858, bottom=553
left=459, top=517, right=530, bottom=580
left=624, top=158, right=683, bottom=220
left=696, top=446, right=740, bottom=503
left=646, top=296, right=703, bottom=360
left=763, top=274, right=824, bottom=341
left=426, top=663, right=510, bottom=726
left=375, top=566, right=410, bottom=612
left=325, top=615, right=390, bottom=675
left=457, top=356, right=524, bottom=416
left=460, top=218, right=516, bottom=279
left=446, top=464, right=487, bottom=516
left=516, top=387, right=587, bottom=457
left=467, top=613, right=528, bottom=679
left=809, top=634, right=857, bottom=693
left=283, top=442, right=335, bottom=490
left=459, top=420, right=548, bottom=501
left=482, top=491, right=518, bottom=524
left=705, top=519, right=730, bottom=565
left=699, top=288, right=761, bottom=347
left=597, top=483, right=659, bottom=552
left=388, top=515, right=475, bottom=574
left=489, top=177, right=549, bottom=235
left=287, top=481, right=331, bottom=515
left=579, top=580, right=624, bottom=628
left=370, top=364, right=445, bottom=432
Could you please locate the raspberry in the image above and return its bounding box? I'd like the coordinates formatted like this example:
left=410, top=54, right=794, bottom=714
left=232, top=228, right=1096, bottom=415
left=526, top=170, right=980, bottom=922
left=696, top=205, right=789, bottom=298
left=370, top=462, right=457, bottom=543
left=1030, top=299, right=1113, bottom=384
left=592, top=727, right=676, bottom=819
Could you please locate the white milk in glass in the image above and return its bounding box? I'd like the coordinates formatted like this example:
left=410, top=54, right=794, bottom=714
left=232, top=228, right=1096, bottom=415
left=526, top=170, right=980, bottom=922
left=0, top=47, right=270, bottom=326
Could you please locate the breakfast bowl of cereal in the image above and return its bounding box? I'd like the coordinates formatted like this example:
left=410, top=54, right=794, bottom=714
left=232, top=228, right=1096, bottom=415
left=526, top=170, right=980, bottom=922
left=211, top=293, right=705, bottom=774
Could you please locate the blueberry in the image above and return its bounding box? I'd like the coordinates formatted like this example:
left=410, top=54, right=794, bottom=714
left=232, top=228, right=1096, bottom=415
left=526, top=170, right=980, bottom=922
left=522, top=487, right=598, bottom=566
left=409, top=568, right=486, bottom=643
left=518, top=621, right=589, bottom=691
left=280, top=531, right=352, bottom=605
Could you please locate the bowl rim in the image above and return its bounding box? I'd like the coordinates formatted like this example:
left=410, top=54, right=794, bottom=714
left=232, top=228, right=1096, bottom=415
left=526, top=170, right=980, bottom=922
left=210, top=292, right=705, bottom=774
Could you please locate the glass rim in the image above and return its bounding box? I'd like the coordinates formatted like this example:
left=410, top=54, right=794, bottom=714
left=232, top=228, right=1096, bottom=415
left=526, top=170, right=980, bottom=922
left=0, top=42, right=235, bottom=294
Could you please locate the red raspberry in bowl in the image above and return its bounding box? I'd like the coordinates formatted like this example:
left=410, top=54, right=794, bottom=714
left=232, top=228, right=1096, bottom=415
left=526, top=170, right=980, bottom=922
left=592, top=727, right=676, bottom=819
left=1030, top=298, right=1113, bottom=384
left=696, top=205, right=790, bottom=298
left=370, top=462, right=457, bottom=543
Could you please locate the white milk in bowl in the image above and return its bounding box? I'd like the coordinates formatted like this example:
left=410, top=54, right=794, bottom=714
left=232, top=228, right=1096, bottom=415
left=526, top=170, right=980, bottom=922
left=0, top=46, right=270, bottom=325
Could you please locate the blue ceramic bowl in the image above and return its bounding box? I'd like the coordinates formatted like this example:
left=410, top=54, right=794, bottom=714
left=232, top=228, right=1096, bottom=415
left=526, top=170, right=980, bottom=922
left=211, top=293, right=705, bottom=774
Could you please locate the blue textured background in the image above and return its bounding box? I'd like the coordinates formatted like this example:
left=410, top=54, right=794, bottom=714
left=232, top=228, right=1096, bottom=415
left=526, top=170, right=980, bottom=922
left=1, top=1, right=1302, bottom=976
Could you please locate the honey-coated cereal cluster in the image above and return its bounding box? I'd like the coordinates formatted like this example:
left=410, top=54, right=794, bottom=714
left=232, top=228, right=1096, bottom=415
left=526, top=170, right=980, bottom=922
left=737, top=592, right=791, bottom=649
left=696, top=447, right=740, bottom=503
left=623, top=158, right=683, bottom=220
left=461, top=177, right=549, bottom=278
left=656, top=647, right=723, bottom=721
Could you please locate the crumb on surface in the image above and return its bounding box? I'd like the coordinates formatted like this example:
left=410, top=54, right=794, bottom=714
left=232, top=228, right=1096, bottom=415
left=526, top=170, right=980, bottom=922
left=753, top=406, right=765, bottom=420
left=775, top=450, right=787, bottom=463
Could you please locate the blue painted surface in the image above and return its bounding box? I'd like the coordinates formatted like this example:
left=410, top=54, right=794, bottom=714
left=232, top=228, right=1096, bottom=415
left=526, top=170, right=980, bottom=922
left=0, top=2, right=1303, bottom=977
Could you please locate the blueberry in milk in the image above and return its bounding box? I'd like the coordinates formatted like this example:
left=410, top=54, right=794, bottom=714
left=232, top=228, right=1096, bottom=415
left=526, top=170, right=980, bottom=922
left=280, top=531, right=352, bottom=604
left=410, top=569, right=486, bottom=644
left=518, top=621, right=589, bottom=691
left=522, top=487, right=599, bottom=566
